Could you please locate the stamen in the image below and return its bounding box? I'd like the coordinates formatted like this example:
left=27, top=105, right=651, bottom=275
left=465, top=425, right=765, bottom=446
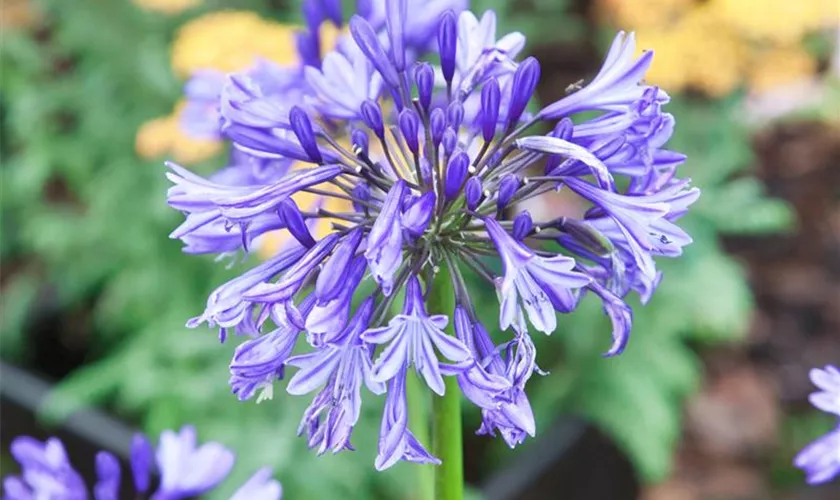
left=302, top=187, right=377, bottom=210
left=457, top=248, right=496, bottom=284
left=387, top=126, right=418, bottom=183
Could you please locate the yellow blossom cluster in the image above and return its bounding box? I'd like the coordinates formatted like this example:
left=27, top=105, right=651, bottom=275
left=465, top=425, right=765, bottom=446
left=131, top=0, right=201, bottom=15
left=598, top=0, right=838, bottom=96
left=170, top=10, right=300, bottom=78
left=1, top=0, right=40, bottom=30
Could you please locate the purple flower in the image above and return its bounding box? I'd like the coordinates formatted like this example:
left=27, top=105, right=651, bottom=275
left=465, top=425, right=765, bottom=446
left=455, top=10, right=525, bottom=90
left=131, top=433, right=153, bottom=493
left=306, top=256, right=368, bottom=343
left=795, top=425, right=840, bottom=485
left=167, top=162, right=343, bottom=226
left=229, top=295, right=316, bottom=401
left=3, top=427, right=282, bottom=500
left=375, top=366, right=441, bottom=470
left=539, top=31, right=668, bottom=119
left=486, top=218, right=591, bottom=334
left=364, top=276, right=472, bottom=394
left=286, top=299, right=385, bottom=455
left=588, top=281, right=633, bottom=356
left=5, top=437, right=86, bottom=499
left=231, top=467, right=283, bottom=500
left=305, top=50, right=383, bottom=120
left=475, top=333, right=539, bottom=448
left=364, top=180, right=407, bottom=295
left=153, top=426, right=235, bottom=499
left=94, top=452, right=120, bottom=500
left=182, top=59, right=304, bottom=143
left=187, top=245, right=307, bottom=339
left=349, top=15, right=400, bottom=90
left=165, top=0, right=694, bottom=466
left=367, top=0, right=468, bottom=54
left=808, top=365, right=840, bottom=416
left=242, top=234, right=341, bottom=325
left=452, top=306, right=512, bottom=410
left=181, top=70, right=226, bottom=140
left=794, top=364, right=840, bottom=485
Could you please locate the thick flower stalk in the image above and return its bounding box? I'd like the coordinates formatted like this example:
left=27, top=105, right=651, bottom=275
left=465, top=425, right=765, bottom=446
left=2, top=426, right=282, bottom=500
left=795, top=364, right=840, bottom=485
left=166, top=0, right=697, bottom=475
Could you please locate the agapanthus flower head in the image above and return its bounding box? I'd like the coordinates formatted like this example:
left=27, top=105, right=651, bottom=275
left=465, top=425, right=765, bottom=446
left=2, top=426, right=282, bottom=500
left=166, top=0, right=697, bottom=469
left=795, top=364, right=840, bottom=485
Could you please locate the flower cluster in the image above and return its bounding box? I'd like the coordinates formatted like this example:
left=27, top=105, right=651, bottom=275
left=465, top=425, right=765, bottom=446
left=795, top=364, right=840, bottom=485
left=166, top=0, right=697, bottom=468
left=2, top=426, right=282, bottom=500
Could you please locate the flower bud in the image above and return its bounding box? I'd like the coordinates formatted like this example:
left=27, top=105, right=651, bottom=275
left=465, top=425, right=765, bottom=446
left=497, top=174, right=519, bottom=209
left=289, top=106, right=322, bottom=163
left=465, top=177, right=482, bottom=210
left=445, top=152, right=469, bottom=200
left=438, top=11, right=457, bottom=84
left=414, top=63, right=434, bottom=111
left=481, top=78, right=501, bottom=143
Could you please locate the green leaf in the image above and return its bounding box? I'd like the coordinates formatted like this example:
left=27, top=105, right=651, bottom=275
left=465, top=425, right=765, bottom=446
left=698, top=177, right=795, bottom=234
left=0, top=273, right=40, bottom=359
left=671, top=250, right=754, bottom=342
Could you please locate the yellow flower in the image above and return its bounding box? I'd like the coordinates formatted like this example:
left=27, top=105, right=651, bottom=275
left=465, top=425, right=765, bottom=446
left=318, top=21, right=343, bottom=57
left=747, top=45, right=818, bottom=93
left=135, top=102, right=222, bottom=164
left=171, top=11, right=300, bottom=78
left=1, top=0, right=40, bottom=30
left=597, top=0, right=693, bottom=30
left=132, top=0, right=201, bottom=14
left=601, top=0, right=837, bottom=97
left=635, top=5, right=747, bottom=96
left=710, top=0, right=839, bottom=44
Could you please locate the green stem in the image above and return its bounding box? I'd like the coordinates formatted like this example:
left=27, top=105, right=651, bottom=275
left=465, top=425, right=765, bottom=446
left=407, top=373, right=435, bottom=500
left=428, top=263, right=464, bottom=500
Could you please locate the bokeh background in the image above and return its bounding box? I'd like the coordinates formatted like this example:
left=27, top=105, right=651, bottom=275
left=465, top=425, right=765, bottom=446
left=1, top=0, right=839, bottom=498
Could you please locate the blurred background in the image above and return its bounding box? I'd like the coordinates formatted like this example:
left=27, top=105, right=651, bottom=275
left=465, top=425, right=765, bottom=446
left=1, top=0, right=838, bottom=498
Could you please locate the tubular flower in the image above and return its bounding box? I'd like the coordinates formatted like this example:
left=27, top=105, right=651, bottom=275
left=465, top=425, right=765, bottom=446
left=166, top=0, right=697, bottom=468
left=795, top=364, right=840, bottom=485
left=2, top=426, right=282, bottom=500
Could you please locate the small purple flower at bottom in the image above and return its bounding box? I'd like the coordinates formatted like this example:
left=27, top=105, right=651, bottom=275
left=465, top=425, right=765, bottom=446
left=153, top=425, right=235, bottom=499
left=5, top=437, right=86, bottom=499
left=230, top=467, right=283, bottom=500
left=808, top=364, right=840, bottom=417
left=795, top=425, right=840, bottom=485
left=795, top=363, right=840, bottom=485
left=2, top=426, right=282, bottom=500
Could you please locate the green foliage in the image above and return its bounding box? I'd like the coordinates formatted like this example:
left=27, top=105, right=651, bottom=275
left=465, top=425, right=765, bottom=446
left=472, top=0, right=586, bottom=45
